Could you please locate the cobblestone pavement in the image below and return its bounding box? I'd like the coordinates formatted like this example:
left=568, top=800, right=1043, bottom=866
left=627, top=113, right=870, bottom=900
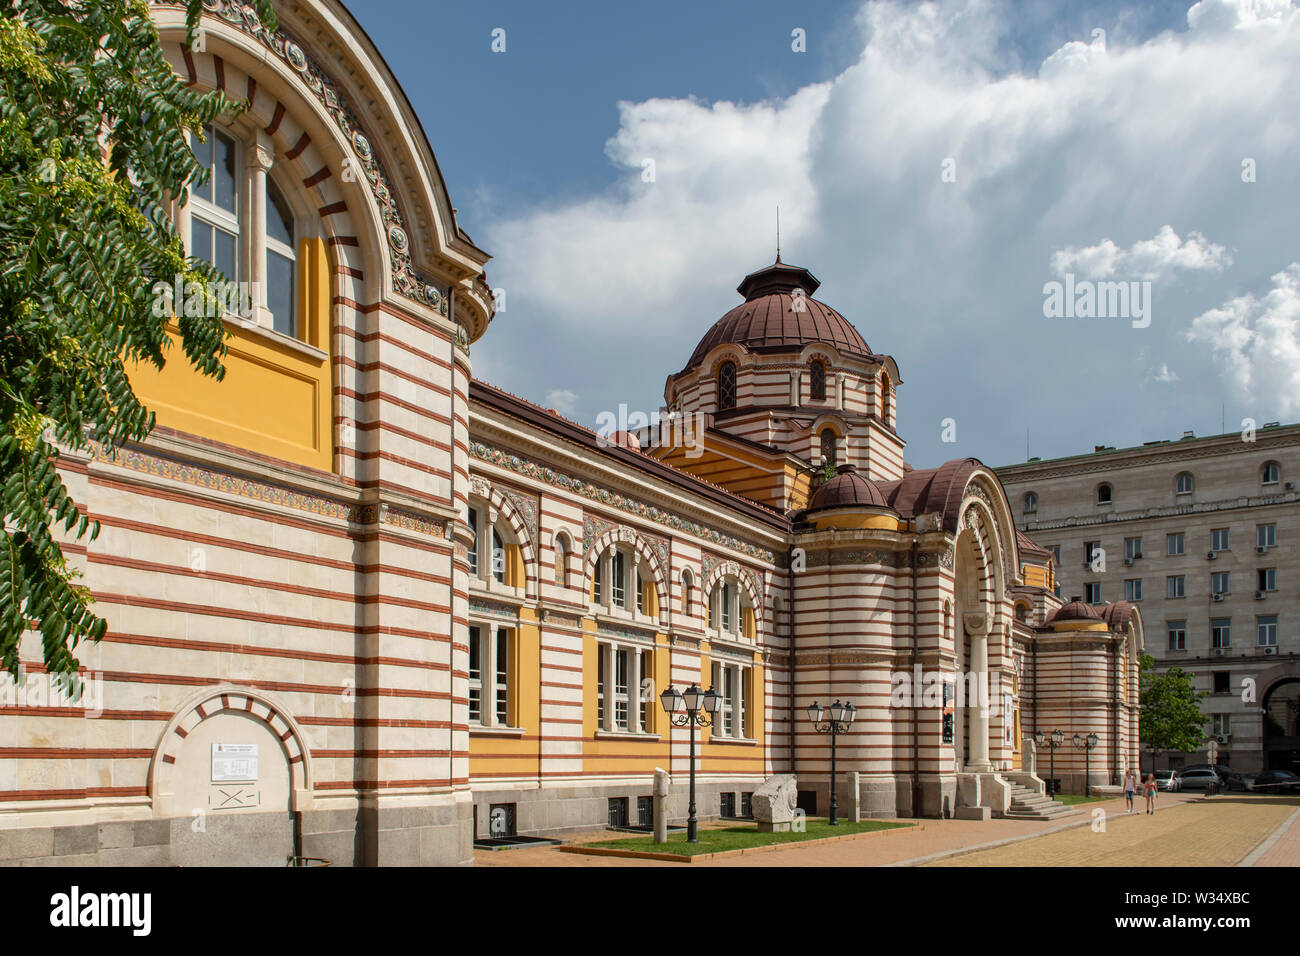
left=925, top=795, right=1300, bottom=867
left=473, top=793, right=1224, bottom=867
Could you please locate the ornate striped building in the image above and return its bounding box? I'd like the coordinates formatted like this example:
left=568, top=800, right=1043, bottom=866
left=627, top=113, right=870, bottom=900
left=0, top=0, right=1141, bottom=867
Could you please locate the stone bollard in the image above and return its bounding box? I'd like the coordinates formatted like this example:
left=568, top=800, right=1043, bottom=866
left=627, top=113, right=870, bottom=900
left=849, top=771, right=862, bottom=822
left=653, top=767, right=671, bottom=843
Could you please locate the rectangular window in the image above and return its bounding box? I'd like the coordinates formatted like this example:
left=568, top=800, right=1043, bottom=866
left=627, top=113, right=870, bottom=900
left=611, top=551, right=626, bottom=608
left=1124, top=537, right=1142, bottom=561
left=741, top=792, right=753, bottom=818
left=468, top=624, right=481, bottom=722
left=721, top=583, right=735, bottom=633
left=1211, top=528, right=1230, bottom=552
left=594, top=556, right=605, bottom=604
left=1050, top=545, right=1061, bottom=565
left=491, top=529, right=505, bottom=582
left=467, top=508, right=479, bottom=577
left=1167, top=533, right=1185, bottom=556
left=720, top=792, right=736, bottom=818
left=1211, top=618, right=1230, bottom=649
left=607, top=797, right=628, bottom=828
left=635, top=569, right=645, bottom=614
left=1211, top=714, right=1231, bottom=736
left=1213, top=671, right=1230, bottom=694
left=637, top=795, right=653, bottom=827
left=1257, top=615, right=1278, bottom=647
left=1211, top=571, right=1230, bottom=596
left=711, top=660, right=749, bottom=738
left=1084, top=582, right=1101, bottom=604
left=597, top=649, right=605, bottom=726
left=1167, top=621, right=1186, bottom=651
left=1167, top=575, right=1185, bottom=599
left=1257, top=524, right=1277, bottom=549
left=1124, top=579, right=1143, bottom=601
left=614, top=647, right=629, bottom=730
left=1258, top=568, right=1276, bottom=592
left=496, top=629, right=509, bottom=725
left=639, top=649, right=652, bottom=731
left=1084, top=541, right=1101, bottom=567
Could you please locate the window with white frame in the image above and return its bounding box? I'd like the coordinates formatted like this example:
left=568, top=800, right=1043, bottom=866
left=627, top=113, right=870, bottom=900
left=1211, top=528, right=1230, bottom=552
left=1124, top=537, right=1142, bottom=561
left=186, top=124, right=302, bottom=337
left=1258, top=568, right=1276, bottom=592
left=708, top=579, right=751, bottom=639
left=1175, top=472, right=1193, bottom=495
left=1084, top=582, right=1101, bottom=604
left=466, top=502, right=517, bottom=590
left=596, top=641, right=652, bottom=734
left=468, top=624, right=512, bottom=727
left=591, top=545, right=655, bottom=620
left=1211, top=571, right=1230, bottom=596
left=1212, top=713, right=1231, bottom=736
left=710, top=659, right=749, bottom=739
left=1261, top=461, right=1281, bottom=485
left=1167, top=575, right=1185, bottom=599
left=1211, top=618, right=1231, bottom=650
left=1124, top=579, right=1142, bottom=601
left=1167, top=532, right=1185, bottom=556
left=1257, top=615, right=1278, bottom=647
left=1167, top=621, right=1186, bottom=651
left=1257, top=523, right=1276, bottom=549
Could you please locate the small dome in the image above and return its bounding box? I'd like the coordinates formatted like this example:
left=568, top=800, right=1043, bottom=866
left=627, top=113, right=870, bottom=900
left=1048, top=600, right=1103, bottom=624
left=806, top=464, right=891, bottom=513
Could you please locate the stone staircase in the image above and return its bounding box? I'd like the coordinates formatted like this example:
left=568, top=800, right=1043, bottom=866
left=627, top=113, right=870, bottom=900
left=1002, top=783, right=1081, bottom=821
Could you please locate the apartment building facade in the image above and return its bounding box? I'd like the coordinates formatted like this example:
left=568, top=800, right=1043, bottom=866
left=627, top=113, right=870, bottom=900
left=998, top=425, right=1300, bottom=774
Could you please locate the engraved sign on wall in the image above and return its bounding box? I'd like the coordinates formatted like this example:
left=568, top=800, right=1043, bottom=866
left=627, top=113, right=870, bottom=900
left=211, top=743, right=259, bottom=782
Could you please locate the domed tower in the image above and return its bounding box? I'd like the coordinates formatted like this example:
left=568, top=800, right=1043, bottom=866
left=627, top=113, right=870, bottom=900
left=649, top=259, right=904, bottom=510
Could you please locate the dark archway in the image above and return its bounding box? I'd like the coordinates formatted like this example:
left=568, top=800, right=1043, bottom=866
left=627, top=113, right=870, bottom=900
left=1262, top=679, right=1300, bottom=772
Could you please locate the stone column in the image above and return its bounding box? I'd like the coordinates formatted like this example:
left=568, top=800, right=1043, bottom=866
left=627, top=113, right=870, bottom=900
left=245, top=131, right=274, bottom=328
left=964, top=612, right=992, bottom=771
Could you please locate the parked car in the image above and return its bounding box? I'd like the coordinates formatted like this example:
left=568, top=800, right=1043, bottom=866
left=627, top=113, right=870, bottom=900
left=1154, top=770, right=1180, bottom=792
left=1178, top=769, right=1221, bottom=792
left=1227, top=770, right=1255, bottom=792
left=1183, top=764, right=1232, bottom=787
left=1248, top=770, right=1300, bottom=794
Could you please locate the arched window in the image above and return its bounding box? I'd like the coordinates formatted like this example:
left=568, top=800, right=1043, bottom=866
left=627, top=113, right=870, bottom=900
left=1097, top=482, right=1113, bottom=505
left=717, top=361, right=737, bottom=411
left=1023, top=492, right=1038, bottom=514
left=1175, top=472, right=1193, bottom=495
left=553, top=533, right=571, bottom=588
left=881, top=376, right=893, bottom=426
left=809, top=359, right=826, bottom=401
left=820, top=428, right=837, bottom=467
left=708, top=577, right=755, bottom=641
left=466, top=501, right=520, bottom=590
left=592, top=544, right=656, bottom=618
left=1014, top=604, right=1029, bottom=623
left=1261, top=461, right=1281, bottom=485
left=186, top=124, right=304, bottom=341
left=681, top=570, right=694, bottom=616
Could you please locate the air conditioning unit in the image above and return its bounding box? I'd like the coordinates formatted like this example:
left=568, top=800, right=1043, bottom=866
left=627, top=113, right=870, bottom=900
left=1215, top=734, right=1230, bottom=744
left=1256, top=590, right=1268, bottom=600
left=1207, top=551, right=1217, bottom=560
left=1286, top=481, right=1295, bottom=490
left=1134, top=552, right=1143, bottom=560
left=1212, top=594, right=1225, bottom=602
left=1213, top=647, right=1226, bottom=656
left=1263, top=646, right=1277, bottom=655
left=1123, top=557, right=1133, bottom=567
left=1257, top=545, right=1269, bottom=554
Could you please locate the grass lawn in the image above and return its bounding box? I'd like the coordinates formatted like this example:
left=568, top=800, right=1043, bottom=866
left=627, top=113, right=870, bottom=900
left=1054, top=794, right=1113, bottom=805
left=585, top=819, right=911, bottom=857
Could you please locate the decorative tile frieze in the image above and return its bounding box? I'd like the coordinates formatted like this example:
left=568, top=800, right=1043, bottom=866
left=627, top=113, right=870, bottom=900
left=468, top=597, right=518, bottom=620
left=595, top=621, right=657, bottom=643
left=472, top=441, right=776, bottom=564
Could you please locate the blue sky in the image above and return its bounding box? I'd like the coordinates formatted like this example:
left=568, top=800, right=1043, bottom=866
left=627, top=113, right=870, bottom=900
left=351, top=0, right=1300, bottom=470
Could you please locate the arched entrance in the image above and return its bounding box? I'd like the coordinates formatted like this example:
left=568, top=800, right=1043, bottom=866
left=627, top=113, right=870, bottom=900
left=1262, top=679, right=1300, bottom=772
left=953, top=527, right=992, bottom=772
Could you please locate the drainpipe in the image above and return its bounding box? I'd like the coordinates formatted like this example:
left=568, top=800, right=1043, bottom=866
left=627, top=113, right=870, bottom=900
left=448, top=285, right=458, bottom=833
left=910, top=533, right=919, bottom=819
left=788, top=556, right=796, bottom=778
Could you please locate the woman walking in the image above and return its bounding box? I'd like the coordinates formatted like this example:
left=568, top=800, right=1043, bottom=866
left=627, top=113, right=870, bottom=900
left=1143, top=773, right=1158, bottom=814
left=1123, top=768, right=1138, bottom=814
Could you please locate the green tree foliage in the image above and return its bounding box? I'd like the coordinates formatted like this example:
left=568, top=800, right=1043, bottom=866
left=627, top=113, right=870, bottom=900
left=1138, top=653, right=1208, bottom=755
left=0, top=0, right=275, bottom=683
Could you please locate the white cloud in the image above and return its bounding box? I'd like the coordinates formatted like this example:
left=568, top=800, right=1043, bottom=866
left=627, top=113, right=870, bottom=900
left=1187, top=264, right=1300, bottom=414
left=477, top=0, right=1300, bottom=464
left=1150, top=363, right=1180, bottom=383
left=543, top=388, right=580, bottom=416
left=1051, top=226, right=1233, bottom=280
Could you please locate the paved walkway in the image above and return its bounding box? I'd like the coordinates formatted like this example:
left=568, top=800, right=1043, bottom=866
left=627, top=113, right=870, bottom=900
left=474, top=793, right=1213, bottom=867
left=925, top=794, right=1300, bottom=867
left=1242, top=804, right=1300, bottom=867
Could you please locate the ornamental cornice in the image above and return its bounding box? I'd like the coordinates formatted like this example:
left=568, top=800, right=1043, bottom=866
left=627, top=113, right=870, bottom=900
left=1021, top=489, right=1299, bottom=532
left=470, top=440, right=777, bottom=564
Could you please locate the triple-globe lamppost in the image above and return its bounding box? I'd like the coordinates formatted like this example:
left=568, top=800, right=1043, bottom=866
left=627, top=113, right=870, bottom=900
left=1033, top=729, right=1065, bottom=797
left=659, top=683, right=720, bottom=843
left=1073, top=732, right=1100, bottom=797
left=807, top=699, right=856, bottom=825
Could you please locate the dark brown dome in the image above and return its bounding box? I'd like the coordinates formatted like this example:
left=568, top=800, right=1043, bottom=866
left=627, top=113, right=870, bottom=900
left=806, top=464, right=892, bottom=513
left=680, top=260, right=873, bottom=373
left=1048, top=600, right=1103, bottom=624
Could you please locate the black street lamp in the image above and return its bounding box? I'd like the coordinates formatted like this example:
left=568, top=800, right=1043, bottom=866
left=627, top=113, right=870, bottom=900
left=1073, top=732, right=1100, bottom=796
left=1033, top=729, right=1065, bottom=797
left=807, top=699, right=856, bottom=825
left=1144, top=743, right=1163, bottom=779
left=660, top=683, right=720, bottom=842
